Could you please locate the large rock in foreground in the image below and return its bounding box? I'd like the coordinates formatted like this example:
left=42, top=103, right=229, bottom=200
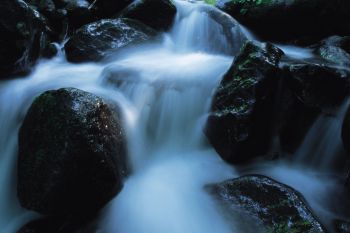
left=205, top=41, right=283, bottom=164
left=18, top=88, right=128, bottom=215
left=120, top=0, right=177, bottom=31
left=207, top=175, right=326, bottom=233
left=0, top=0, right=51, bottom=79
left=64, top=18, right=157, bottom=63
left=216, top=0, right=350, bottom=44
left=17, top=216, right=98, bottom=233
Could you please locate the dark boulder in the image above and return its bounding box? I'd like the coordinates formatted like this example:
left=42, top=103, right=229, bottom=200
left=0, top=0, right=51, bottom=79
left=120, top=0, right=177, bottom=31
left=207, top=175, right=326, bottom=233
left=17, top=217, right=99, bottom=233
left=216, top=0, right=350, bottom=44
left=282, top=61, right=350, bottom=113
left=18, top=88, right=128, bottom=215
left=26, top=0, right=95, bottom=39
left=205, top=41, right=284, bottom=164
left=93, top=0, right=133, bottom=18
left=65, top=0, right=96, bottom=30
left=64, top=18, right=157, bottom=63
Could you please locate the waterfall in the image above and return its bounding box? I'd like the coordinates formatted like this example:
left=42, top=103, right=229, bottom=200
left=294, top=99, right=350, bottom=170
left=1, top=0, right=349, bottom=232
left=0, top=1, right=247, bottom=232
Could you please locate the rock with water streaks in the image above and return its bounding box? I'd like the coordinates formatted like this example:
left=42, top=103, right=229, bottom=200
left=205, top=41, right=283, bottom=164
left=279, top=55, right=350, bottom=153
left=207, top=175, right=326, bottom=233
left=18, top=88, right=128, bottom=215
left=216, top=0, right=350, bottom=44
left=120, top=0, right=177, bottom=31
left=64, top=18, right=157, bottom=63
left=0, top=0, right=52, bottom=79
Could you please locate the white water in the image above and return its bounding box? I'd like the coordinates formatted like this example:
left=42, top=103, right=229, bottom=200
left=0, top=1, right=349, bottom=233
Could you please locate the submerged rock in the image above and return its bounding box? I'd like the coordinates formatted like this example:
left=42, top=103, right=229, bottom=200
left=334, top=220, right=350, bottom=233
left=314, top=36, right=350, bottom=67
left=207, top=175, right=326, bottom=233
left=120, top=0, right=177, bottom=31
left=205, top=41, right=283, bottom=164
left=64, top=18, right=157, bottom=63
left=18, top=88, right=128, bottom=215
left=0, top=0, right=51, bottom=79
left=216, top=0, right=350, bottom=44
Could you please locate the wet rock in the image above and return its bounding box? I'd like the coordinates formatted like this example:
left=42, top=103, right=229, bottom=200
left=64, top=18, right=157, bottom=63
left=65, top=0, right=96, bottom=30
left=0, top=0, right=51, bottom=79
left=334, top=220, right=350, bottom=233
left=205, top=41, right=283, bottom=164
left=27, top=0, right=96, bottom=39
left=216, top=0, right=350, bottom=44
left=196, top=4, right=248, bottom=55
left=207, top=175, right=326, bottom=233
left=120, top=0, right=177, bottom=31
left=41, top=43, right=58, bottom=58
left=314, top=36, right=350, bottom=67
left=18, top=88, right=128, bottom=215
left=282, top=61, right=350, bottom=112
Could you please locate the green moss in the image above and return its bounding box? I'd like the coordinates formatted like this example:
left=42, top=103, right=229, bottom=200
left=231, top=0, right=273, bottom=5
left=204, top=0, right=217, bottom=5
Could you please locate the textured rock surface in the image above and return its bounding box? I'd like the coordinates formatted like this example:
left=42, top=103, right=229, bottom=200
left=64, top=18, right=157, bottom=63
left=18, top=88, right=128, bottom=215
left=216, top=0, right=350, bottom=44
left=0, top=0, right=51, bottom=78
left=207, top=175, right=326, bottom=233
left=205, top=41, right=283, bottom=163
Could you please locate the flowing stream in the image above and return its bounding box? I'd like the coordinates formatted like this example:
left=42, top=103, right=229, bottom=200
left=0, top=1, right=349, bottom=233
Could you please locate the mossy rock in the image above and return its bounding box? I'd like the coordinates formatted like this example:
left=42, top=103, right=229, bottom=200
left=205, top=41, right=283, bottom=164
left=207, top=175, right=326, bottom=233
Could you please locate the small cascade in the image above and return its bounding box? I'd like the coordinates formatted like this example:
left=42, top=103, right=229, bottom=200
left=0, top=0, right=349, bottom=232
left=294, top=99, right=350, bottom=170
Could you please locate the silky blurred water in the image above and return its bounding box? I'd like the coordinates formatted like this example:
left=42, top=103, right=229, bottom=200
left=0, top=1, right=348, bottom=233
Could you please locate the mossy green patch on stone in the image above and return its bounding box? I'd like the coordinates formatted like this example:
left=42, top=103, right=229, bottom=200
left=204, top=0, right=217, bottom=5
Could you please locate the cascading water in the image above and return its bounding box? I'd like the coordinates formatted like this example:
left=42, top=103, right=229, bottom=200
left=0, top=1, right=349, bottom=233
